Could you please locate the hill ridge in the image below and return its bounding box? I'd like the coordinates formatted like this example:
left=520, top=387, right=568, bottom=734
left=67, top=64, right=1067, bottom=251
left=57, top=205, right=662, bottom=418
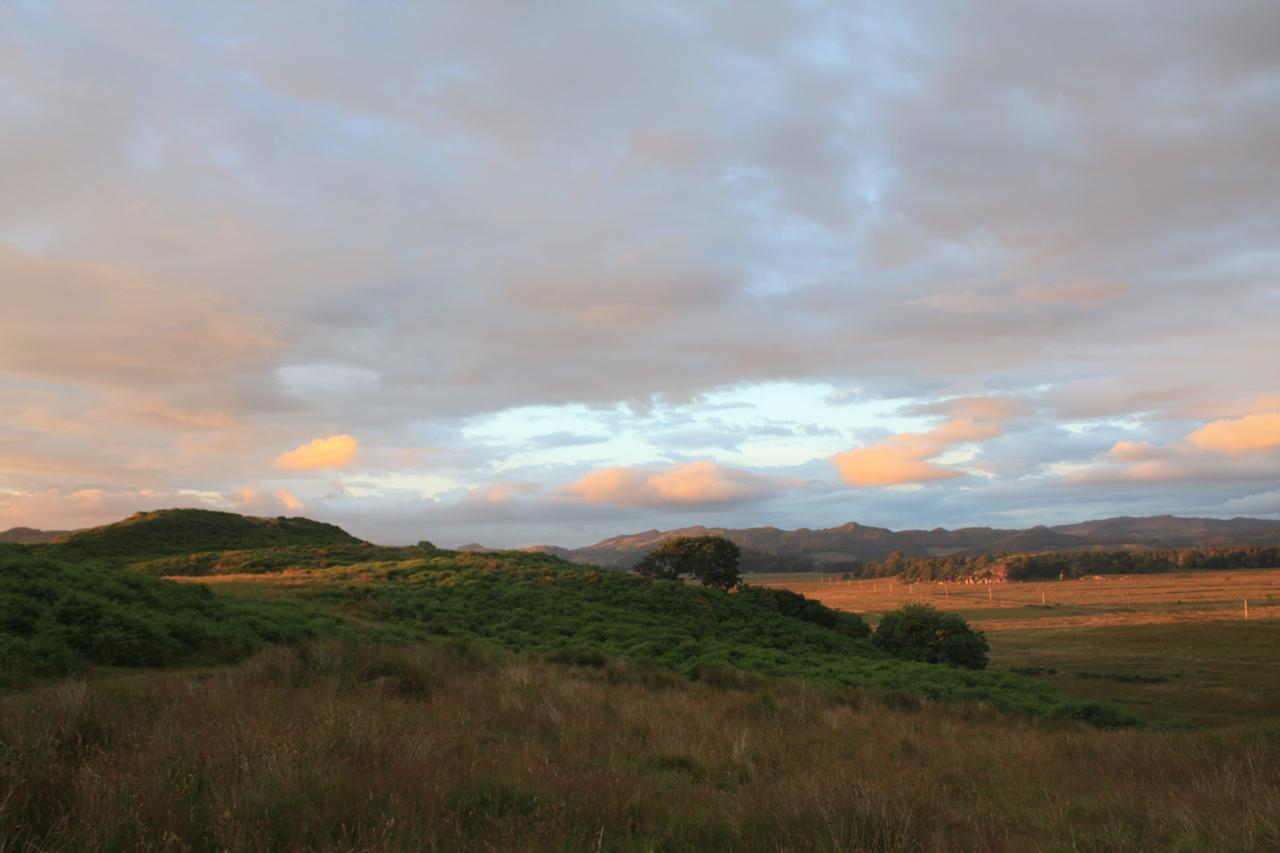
left=541, top=515, right=1280, bottom=569
left=56, top=508, right=363, bottom=557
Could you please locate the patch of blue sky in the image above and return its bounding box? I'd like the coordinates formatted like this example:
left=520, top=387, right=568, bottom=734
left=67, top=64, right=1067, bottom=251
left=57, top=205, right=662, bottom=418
left=333, top=471, right=460, bottom=501
left=467, top=381, right=933, bottom=473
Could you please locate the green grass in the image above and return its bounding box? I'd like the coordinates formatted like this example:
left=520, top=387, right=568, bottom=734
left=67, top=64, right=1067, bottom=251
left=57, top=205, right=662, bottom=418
left=2, top=640, right=1275, bottom=852
left=2, top=536, right=1132, bottom=724
left=0, top=544, right=341, bottom=685
left=989, top=620, right=1280, bottom=728
left=207, top=553, right=1127, bottom=723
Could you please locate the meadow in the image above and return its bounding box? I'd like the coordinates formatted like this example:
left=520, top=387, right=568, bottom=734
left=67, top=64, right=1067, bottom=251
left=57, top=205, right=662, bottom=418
left=758, top=568, right=1280, bottom=729
left=176, top=555, right=1098, bottom=721
left=3, top=512, right=1279, bottom=850
left=2, top=639, right=1277, bottom=852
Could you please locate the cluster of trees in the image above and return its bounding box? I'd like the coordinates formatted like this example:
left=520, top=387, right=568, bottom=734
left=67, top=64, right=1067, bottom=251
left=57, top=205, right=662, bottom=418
left=632, top=537, right=988, bottom=668
left=852, top=545, right=1280, bottom=582
left=634, top=536, right=743, bottom=590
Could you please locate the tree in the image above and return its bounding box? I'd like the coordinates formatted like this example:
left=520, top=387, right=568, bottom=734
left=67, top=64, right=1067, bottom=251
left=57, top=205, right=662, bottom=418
left=872, top=604, right=989, bottom=670
left=633, top=535, right=742, bottom=590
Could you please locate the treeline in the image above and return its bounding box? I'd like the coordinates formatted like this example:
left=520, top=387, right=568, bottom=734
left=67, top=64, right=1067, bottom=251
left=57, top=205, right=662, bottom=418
left=851, top=546, right=1280, bottom=582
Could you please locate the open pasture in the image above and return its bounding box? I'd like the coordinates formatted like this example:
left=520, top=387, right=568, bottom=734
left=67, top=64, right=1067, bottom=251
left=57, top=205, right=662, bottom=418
left=757, top=568, right=1280, bottom=728
left=752, top=567, right=1280, bottom=631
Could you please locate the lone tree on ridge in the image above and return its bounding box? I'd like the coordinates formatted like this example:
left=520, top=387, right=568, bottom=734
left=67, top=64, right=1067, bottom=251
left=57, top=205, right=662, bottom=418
left=633, top=535, right=742, bottom=591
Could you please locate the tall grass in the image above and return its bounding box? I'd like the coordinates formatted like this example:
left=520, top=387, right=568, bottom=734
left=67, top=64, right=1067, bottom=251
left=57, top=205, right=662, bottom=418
left=2, top=640, right=1276, bottom=851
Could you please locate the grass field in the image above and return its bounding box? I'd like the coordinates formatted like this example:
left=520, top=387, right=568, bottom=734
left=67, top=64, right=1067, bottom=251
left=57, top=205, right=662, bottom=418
left=4, top=527, right=1280, bottom=849
left=757, top=568, right=1280, bottom=729
left=750, top=568, right=1280, bottom=630
left=3, top=639, right=1277, bottom=852
left=165, top=557, right=1096, bottom=721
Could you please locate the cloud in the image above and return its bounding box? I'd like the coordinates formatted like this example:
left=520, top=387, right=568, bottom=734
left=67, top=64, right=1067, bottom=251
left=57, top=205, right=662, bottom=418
left=832, top=442, right=966, bottom=487
left=465, top=482, right=540, bottom=504
left=0, top=487, right=215, bottom=530
left=908, top=291, right=1004, bottom=315
left=833, top=400, right=1008, bottom=487
left=274, top=435, right=359, bottom=470
left=1014, top=279, right=1128, bottom=309
left=1187, top=411, right=1280, bottom=454
left=1108, top=441, right=1162, bottom=462
left=561, top=461, right=792, bottom=508
left=903, top=396, right=1023, bottom=421
left=233, top=484, right=307, bottom=514
left=0, top=245, right=276, bottom=392
left=1218, top=489, right=1280, bottom=516
left=1064, top=408, right=1280, bottom=486
left=3, top=2, right=1279, bottom=542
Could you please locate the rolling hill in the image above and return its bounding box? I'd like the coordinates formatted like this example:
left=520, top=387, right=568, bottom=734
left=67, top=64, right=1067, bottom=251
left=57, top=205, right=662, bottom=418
left=55, top=508, right=364, bottom=558
left=0, top=526, right=74, bottom=544
left=536, top=516, right=1280, bottom=570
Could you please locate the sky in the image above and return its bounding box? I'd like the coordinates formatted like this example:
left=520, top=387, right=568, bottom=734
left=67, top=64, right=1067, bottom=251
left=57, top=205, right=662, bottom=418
left=2, top=1, right=1278, bottom=547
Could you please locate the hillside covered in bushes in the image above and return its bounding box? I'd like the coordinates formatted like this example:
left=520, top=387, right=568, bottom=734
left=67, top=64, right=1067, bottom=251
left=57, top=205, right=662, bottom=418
left=57, top=508, right=362, bottom=558
left=1, top=509, right=1133, bottom=725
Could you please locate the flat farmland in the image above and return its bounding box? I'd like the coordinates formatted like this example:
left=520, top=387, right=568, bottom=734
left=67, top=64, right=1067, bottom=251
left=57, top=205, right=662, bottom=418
left=754, top=568, right=1280, bottom=727
left=751, top=568, right=1280, bottom=631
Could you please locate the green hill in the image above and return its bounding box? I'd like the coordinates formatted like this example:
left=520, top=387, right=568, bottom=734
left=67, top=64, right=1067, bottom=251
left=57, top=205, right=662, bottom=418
left=3, top=508, right=1133, bottom=725
left=0, top=544, right=338, bottom=684
left=240, top=551, right=1123, bottom=723
left=55, top=508, right=363, bottom=558
left=124, top=543, right=436, bottom=577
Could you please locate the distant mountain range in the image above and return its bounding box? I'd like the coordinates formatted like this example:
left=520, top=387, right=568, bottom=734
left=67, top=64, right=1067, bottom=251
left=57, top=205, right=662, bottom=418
left=0, top=526, right=74, bottom=544
left=6, top=511, right=1280, bottom=571
left=520, top=515, right=1280, bottom=570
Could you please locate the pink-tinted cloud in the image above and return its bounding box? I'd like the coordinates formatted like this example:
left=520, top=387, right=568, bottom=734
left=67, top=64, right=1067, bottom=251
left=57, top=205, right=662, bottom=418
left=1108, top=440, right=1162, bottom=462
left=274, top=434, right=359, bottom=470
left=465, top=482, right=540, bottom=504
left=1015, top=279, right=1127, bottom=308
left=233, top=485, right=307, bottom=514
left=1187, top=411, right=1280, bottom=455
left=1066, top=408, right=1280, bottom=485
left=561, top=461, right=791, bottom=507
left=833, top=400, right=1007, bottom=487
left=0, top=488, right=212, bottom=530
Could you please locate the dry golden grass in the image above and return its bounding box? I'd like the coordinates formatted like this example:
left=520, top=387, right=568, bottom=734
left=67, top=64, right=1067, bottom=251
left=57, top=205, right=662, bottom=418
left=760, top=568, right=1280, bottom=730
left=757, top=567, right=1280, bottom=631
left=2, top=640, right=1278, bottom=852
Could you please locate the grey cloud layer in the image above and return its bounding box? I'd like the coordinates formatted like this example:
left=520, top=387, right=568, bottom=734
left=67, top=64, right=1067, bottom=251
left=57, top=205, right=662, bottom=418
left=1, top=1, right=1277, bottom=541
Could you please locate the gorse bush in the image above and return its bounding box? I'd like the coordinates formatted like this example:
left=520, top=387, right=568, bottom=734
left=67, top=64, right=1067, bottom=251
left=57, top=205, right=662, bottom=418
left=293, top=556, right=1087, bottom=717
left=873, top=604, right=990, bottom=670
left=2, top=532, right=1127, bottom=724
left=125, top=542, right=438, bottom=577
left=736, top=585, right=870, bottom=638
left=0, top=546, right=339, bottom=684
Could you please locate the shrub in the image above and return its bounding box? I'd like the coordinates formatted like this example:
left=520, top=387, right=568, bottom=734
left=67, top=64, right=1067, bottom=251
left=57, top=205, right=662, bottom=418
left=736, top=585, right=870, bottom=638
left=0, top=547, right=339, bottom=684
left=872, top=604, right=989, bottom=670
